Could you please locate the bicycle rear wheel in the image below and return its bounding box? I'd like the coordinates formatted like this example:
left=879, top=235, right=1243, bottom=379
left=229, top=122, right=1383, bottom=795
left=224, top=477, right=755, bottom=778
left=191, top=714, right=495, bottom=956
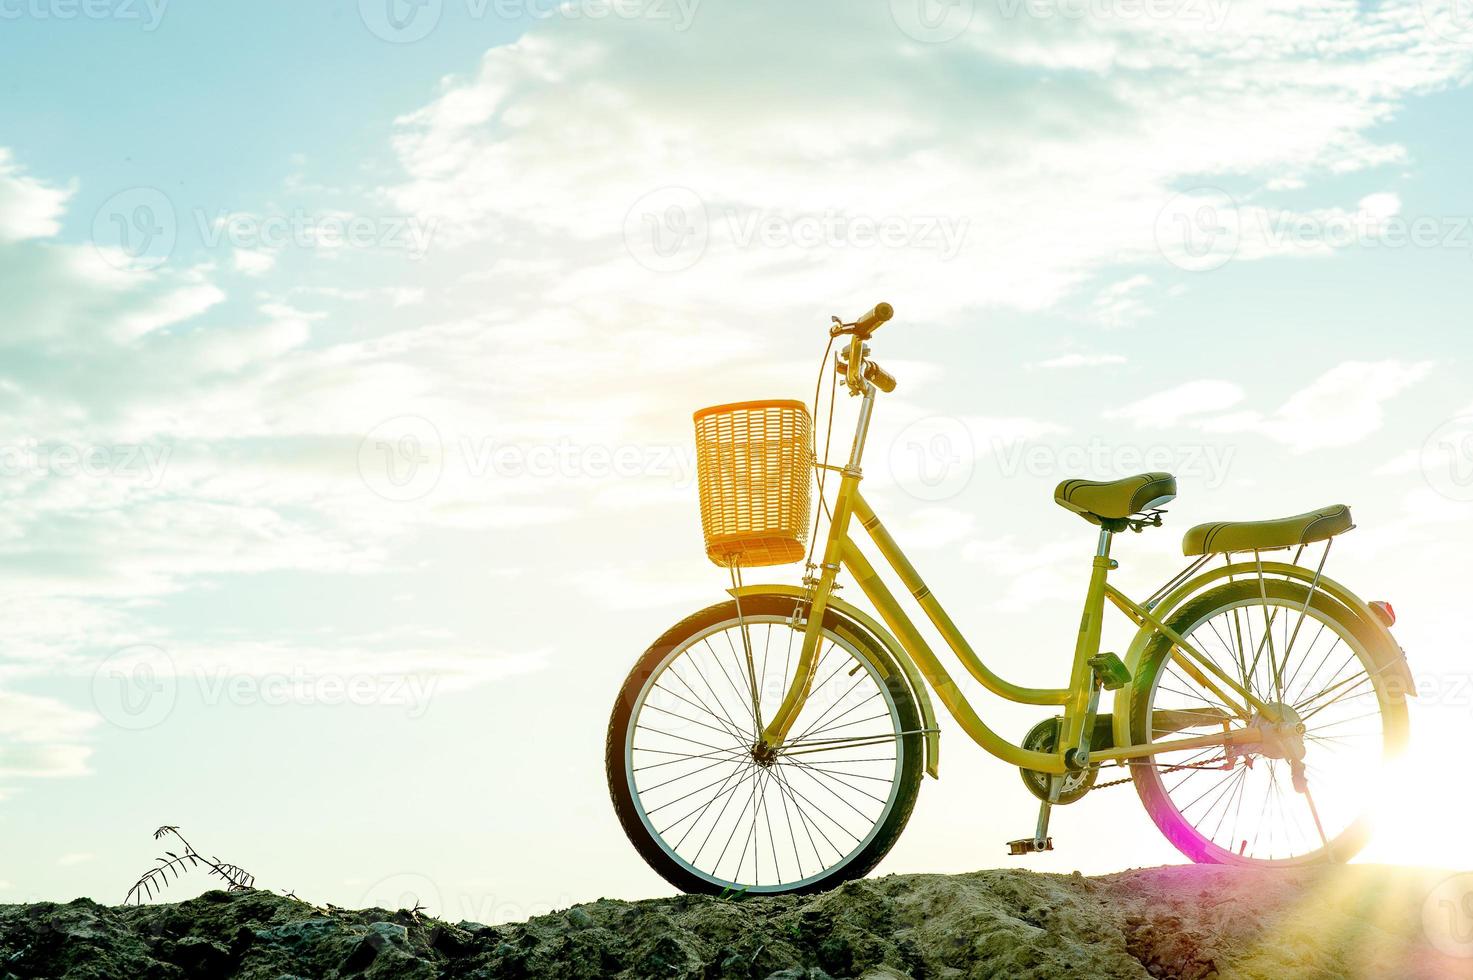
left=1130, top=578, right=1409, bottom=865
left=606, top=595, right=922, bottom=895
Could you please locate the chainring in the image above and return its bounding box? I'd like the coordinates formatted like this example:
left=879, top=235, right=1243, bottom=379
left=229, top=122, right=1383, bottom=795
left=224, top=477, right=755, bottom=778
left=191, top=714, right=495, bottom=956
left=1018, top=717, right=1097, bottom=805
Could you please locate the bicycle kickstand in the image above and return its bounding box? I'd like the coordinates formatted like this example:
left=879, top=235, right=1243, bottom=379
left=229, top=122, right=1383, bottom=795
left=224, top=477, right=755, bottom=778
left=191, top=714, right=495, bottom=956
left=1007, top=775, right=1060, bottom=856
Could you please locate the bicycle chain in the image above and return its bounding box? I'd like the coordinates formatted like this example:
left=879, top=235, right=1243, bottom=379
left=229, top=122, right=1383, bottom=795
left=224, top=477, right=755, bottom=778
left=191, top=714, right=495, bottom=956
left=1090, top=755, right=1231, bottom=790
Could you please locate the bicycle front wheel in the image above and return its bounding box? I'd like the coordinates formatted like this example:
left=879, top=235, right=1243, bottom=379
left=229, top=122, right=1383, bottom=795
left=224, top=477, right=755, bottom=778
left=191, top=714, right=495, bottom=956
left=1130, top=578, right=1409, bottom=866
left=606, top=596, right=922, bottom=895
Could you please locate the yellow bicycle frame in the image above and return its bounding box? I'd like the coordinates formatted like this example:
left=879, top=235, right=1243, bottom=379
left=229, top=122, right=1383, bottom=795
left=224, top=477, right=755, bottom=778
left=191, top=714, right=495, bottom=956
left=756, top=373, right=1276, bottom=777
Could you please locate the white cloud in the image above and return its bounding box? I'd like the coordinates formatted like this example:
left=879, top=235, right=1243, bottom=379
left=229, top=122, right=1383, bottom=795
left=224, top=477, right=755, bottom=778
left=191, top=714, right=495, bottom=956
left=1032, top=353, right=1128, bottom=370
left=295, top=285, right=425, bottom=307
left=1203, top=360, right=1434, bottom=451
left=233, top=248, right=277, bottom=276
left=383, top=3, right=1472, bottom=319
left=1093, top=274, right=1154, bottom=328
left=0, top=692, right=96, bottom=781
left=1107, top=362, right=1432, bottom=451
left=0, top=149, right=71, bottom=243
left=961, top=535, right=1084, bottom=611
left=115, top=281, right=227, bottom=340
left=1374, top=448, right=1420, bottom=476
left=890, top=506, right=977, bottom=550
left=57, top=853, right=95, bottom=867
left=1106, top=380, right=1245, bottom=428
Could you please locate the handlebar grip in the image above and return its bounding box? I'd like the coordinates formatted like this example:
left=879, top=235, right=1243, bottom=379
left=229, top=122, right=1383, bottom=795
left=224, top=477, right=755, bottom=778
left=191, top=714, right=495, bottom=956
left=864, top=361, right=897, bottom=393
left=835, top=357, right=898, bottom=393
left=853, top=302, right=894, bottom=337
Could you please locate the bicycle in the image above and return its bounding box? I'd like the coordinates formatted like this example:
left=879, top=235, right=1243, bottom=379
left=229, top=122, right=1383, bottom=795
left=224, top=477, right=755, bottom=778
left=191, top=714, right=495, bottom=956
left=606, top=302, right=1414, bottom=895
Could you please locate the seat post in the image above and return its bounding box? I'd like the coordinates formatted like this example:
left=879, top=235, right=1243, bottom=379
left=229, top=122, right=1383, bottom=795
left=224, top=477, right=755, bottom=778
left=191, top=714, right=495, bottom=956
left=1096, top=528, right=1113, bottom=559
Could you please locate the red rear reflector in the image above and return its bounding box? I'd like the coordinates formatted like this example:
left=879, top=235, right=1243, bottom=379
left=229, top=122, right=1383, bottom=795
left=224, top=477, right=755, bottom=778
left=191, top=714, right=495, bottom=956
left=1369, top=600, right=1396, bottom=627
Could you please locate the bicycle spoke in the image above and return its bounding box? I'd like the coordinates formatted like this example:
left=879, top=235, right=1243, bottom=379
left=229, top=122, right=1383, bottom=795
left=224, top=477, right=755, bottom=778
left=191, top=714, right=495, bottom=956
left=686, top=645, right=757, bottom=740
left=636, top=725, right=736, bottom=755
left=723, top=624, right=764, bottom=737
left=799, top=691, right=884, bottom=740
left=783, top=756, right=891, bottom=808
left=642, top=754, right=747, bottom=795
left=660, top=671, right=750, bottom=745
left=772, top=763, right=845, bottom=863
left=664, top=761, right=753, bottom=844
left=633, top=744, right=748, bottom=768
left=641, top=701, right=748, bottom=741
left=704, top=638, right=760, bottom=736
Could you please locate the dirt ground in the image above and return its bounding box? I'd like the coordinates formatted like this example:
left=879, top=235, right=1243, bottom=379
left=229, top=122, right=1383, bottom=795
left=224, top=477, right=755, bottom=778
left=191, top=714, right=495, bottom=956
left=3, top=864, right=1472, bottom=978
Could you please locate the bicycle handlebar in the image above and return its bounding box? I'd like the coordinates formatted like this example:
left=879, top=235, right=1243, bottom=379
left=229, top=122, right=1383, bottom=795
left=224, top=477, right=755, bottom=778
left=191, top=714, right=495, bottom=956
left=852, top=302, right=893, bottom=338
left=863, top=359, right=897, bottom=393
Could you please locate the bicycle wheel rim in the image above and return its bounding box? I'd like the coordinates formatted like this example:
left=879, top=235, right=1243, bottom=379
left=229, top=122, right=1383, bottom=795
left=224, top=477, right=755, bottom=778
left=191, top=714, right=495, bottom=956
left=623, top=614, right=906, bottom=893
left=1138, top=592, right=1392, bottom=865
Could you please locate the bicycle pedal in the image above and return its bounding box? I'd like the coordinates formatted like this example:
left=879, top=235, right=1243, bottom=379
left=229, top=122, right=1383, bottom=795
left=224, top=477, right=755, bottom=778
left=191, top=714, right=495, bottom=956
left=1088, top=653, right=1131, bottom=691
left=1006, top=837, right=1053, bottom=856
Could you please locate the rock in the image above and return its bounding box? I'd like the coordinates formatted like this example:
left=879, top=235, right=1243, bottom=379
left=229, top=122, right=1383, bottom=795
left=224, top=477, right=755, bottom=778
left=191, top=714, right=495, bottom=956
left=0, top=865, right=1460, bottom=978
left=170, top=937, right=231, bottom=978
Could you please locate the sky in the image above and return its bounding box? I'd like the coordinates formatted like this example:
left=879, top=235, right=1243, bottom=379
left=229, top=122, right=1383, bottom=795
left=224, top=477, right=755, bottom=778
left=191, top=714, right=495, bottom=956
left=1, top=0, right=1472, bottom=921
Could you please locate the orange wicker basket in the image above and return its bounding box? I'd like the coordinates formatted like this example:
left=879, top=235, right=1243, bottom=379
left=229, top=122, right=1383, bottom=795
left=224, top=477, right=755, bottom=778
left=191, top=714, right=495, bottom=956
left=693, top=399, right=814, bottom=568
